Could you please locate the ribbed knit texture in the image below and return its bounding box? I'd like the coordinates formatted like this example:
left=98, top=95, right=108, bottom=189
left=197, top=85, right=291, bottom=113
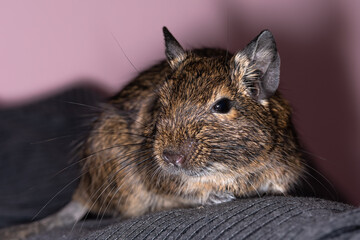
left=28, top=197, right=359, bottom=240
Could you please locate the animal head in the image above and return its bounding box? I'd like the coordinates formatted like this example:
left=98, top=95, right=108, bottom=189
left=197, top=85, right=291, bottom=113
left=153, top=27, right=303, bottom=194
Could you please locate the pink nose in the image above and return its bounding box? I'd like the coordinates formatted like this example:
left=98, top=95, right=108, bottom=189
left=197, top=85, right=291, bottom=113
left=163, top=150, right=185, bottom=167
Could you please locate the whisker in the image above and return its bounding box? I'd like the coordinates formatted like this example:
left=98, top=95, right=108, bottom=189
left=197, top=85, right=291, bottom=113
left=30, top=134, right=83, bottom=144
left=31, top=142, right=149, bottom=221
left=111, top=32, right=139, bottom=73
left=31, top=174, right=82, bottom=221
left=79, top=148, right=152, bottom=222
left=299, top=162, right=338, bottom=199
left=94, top=152, right=153, bottom=214
left=59, top=100, right=104, bottom=111
left=52, top=141, right=150, bottom=178
left=98, top=154, right=158, bottom=223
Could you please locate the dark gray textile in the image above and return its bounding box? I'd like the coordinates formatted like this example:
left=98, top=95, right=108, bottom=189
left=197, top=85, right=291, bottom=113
left=28, top=197, right=359, bottom=240
left=1, top=88, right=359, bottom=239
left=0, top=87, right=99, bottom=228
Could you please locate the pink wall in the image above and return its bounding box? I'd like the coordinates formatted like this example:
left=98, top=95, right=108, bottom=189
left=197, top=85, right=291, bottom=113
left=0, top=0, right=359, bottom=204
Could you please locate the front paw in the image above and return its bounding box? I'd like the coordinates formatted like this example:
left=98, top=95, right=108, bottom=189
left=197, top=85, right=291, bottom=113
left=205, top=192, right=235, bottom=205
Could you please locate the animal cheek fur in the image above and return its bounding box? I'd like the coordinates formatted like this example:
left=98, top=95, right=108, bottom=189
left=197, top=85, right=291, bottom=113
left=213, top=108, right=239, bottom=122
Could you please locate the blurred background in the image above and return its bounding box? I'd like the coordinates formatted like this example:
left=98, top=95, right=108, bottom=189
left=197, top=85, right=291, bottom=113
left=0, top=0, right=359, bottom=226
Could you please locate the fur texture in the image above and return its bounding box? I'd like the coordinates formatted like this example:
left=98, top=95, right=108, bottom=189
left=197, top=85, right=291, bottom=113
left=73, top=29, right=305, bottom=218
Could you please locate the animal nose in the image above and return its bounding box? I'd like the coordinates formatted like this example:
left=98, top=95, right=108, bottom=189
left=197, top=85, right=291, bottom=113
left=163, top=150, right=185, bottom=167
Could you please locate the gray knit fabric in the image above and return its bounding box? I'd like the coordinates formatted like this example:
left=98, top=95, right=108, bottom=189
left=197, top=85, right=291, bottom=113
left=28, top=197, right=359, bottom=240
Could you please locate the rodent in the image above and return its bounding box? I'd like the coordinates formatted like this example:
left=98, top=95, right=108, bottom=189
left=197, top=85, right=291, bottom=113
left=73, top=27, right=305, bottom=217
left=0, top=27, right=305, bottom=239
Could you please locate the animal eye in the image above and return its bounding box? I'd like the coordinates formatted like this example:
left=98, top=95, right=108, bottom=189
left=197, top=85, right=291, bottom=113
left=212, top=98, right=232, bottom=114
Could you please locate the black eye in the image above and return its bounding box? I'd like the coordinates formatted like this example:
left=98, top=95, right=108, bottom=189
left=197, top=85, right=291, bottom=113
left=212, top=98, right=232, bottom=114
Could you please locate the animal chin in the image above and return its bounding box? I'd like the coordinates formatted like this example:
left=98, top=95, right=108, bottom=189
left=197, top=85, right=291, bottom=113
left=159, top=157, right=207, bottom=177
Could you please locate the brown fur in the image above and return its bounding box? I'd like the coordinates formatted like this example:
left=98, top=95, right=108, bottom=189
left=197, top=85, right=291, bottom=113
left=73, top=46, right=305, bottom=217
left=0, top=29, right=312, bottom=240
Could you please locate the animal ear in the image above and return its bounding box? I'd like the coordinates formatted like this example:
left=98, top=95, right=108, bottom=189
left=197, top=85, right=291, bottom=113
left=233, top=30, right=280, bottom=101
left=163, top=27, right=187, bottom=69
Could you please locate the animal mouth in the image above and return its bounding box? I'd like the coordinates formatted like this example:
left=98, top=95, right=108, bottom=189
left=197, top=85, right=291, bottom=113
left=160, top=151, right=212, bottom=177
left=161, top=138, right=199, bottom=169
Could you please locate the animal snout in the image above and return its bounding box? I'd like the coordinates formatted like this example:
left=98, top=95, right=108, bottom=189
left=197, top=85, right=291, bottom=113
left=162, top=138, right=197, bottom=168
left=163, top=150, right=185, bottom=167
